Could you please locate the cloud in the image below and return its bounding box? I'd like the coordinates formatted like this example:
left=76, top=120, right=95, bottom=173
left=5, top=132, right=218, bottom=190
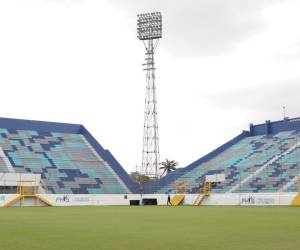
left=41, top=0, right=85, bottom=6
left=108, top=0, right=280, bottom=57
left=202, top=78, right=300, bottom=120
left=273, top=39, right=300, bottom=61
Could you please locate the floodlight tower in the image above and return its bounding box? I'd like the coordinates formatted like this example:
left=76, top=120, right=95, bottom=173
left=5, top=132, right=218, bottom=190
left=137, top=12, right=162, bottom=178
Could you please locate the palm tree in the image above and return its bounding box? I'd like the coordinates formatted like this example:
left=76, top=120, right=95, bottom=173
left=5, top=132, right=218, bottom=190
left=160, top=159, right=178, bottom=176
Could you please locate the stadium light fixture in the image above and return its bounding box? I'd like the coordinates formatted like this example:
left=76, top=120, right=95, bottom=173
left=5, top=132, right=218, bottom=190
left=137, top=12, right=162, bottom=40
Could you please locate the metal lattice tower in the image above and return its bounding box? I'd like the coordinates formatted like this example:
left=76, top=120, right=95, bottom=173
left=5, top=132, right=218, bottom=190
left=137, top=12, right=162, bottom=178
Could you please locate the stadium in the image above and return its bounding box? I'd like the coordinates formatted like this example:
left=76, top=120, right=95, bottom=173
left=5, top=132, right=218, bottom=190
left=1, top=116, right=300, bottom=250
left=2, top=2, right=300, bottom=250
left=0, top=116, right=300, bottom=207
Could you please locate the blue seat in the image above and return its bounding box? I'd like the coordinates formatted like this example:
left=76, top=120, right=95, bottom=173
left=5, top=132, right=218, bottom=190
left=0, top=129, right=128, bottom=194
left=156, top=130, right=300, bottom=194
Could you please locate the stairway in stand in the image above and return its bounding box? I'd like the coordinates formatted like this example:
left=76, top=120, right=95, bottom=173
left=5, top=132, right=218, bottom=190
left=3, top=181, right=53, bottom=207
left=193, top=182, right=211, bottom=205
left=171, top=194, right=185, bottom=206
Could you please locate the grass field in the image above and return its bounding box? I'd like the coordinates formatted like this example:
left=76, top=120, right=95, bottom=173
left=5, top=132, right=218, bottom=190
left=0, top=206, right=300, bottom=250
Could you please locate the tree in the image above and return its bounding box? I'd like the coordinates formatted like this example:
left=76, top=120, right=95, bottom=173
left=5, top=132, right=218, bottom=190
left=130, top=171, right=151, bottom=185
left=130, top=171, right=152, bottom=194
left=160, top=159, right=178, bottom=176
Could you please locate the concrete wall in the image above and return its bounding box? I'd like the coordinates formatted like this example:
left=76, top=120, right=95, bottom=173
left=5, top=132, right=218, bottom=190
left=0, top=193, right=297, bottom=207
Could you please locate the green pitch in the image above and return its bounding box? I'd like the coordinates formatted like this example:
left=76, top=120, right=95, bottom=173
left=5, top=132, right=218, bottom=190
left=0, top=206, right=299, bottom=250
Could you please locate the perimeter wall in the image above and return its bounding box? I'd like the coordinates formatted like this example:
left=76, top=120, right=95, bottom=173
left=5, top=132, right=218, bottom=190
left=0, top=193, right=299, bottom=207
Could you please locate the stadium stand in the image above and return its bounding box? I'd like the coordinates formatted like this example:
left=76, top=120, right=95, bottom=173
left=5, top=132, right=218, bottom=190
left=146, top=118, right=300, bottom=194
left=1, top=116, right=299, bottom=197
left=0, top=117, right=137, bottom=194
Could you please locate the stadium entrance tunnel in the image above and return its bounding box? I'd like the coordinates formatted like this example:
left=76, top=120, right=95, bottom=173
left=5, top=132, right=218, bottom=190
left=3, top=194, right=53, bottom=207
left=130, top=200, right=140, bottom=206
left=0, top=173, right=54, bottom=207
left=142, top=198, right=157, bottom=205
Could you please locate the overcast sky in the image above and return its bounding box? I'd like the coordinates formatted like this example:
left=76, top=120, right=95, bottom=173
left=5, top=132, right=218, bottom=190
left=0, top=0, right=300, bottom=172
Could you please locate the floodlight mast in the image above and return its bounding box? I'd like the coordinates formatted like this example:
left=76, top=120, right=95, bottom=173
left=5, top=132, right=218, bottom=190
left=137, top=12, right=162, bottom=179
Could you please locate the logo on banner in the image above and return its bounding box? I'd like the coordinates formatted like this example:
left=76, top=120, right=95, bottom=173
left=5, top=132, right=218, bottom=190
left=0, top=195, right=5, bottom=202
left=56, top=195, right=70, bottom=203
left=73, top=197, right=90, bottom=203
left=241, top=195, right=275, bottom=205
left=241, top=195, right=255, bottom=205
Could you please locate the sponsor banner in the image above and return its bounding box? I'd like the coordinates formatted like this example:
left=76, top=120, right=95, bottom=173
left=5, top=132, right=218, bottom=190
left=182, top=193, right=296, bottom=206
left=240, top=195, right=276, bottom=205
left=238, top=193, right=295, bottom=206
left=51, top=194, right=96, bottom=206
left=48, top=194, right=132, bottom=206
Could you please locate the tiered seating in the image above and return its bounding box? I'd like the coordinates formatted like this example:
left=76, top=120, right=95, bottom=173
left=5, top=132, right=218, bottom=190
left=157, top=135, right=259, bottom=194
left=286, top=183, right=298, bottom=192
left=236, top=133, right=300, bottom=193
left=156, top=130, right=300, bottom=194
left=218, top=131, right=299, bottom=193
left=0, top=128, right=128, bottom=194
left=0, top=158, right=8, bottom=173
